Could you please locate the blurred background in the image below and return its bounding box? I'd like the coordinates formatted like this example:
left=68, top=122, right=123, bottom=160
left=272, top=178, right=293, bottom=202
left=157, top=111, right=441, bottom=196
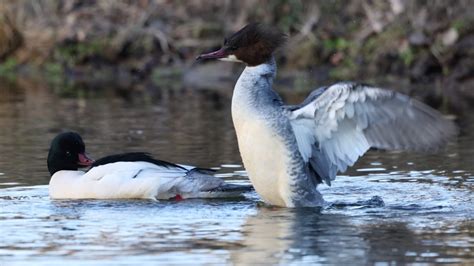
left=0, top=0, right=473, bottom=182
left=0, top=0, right=473, bottom=111
left=1, top=3, right=473, bottom=264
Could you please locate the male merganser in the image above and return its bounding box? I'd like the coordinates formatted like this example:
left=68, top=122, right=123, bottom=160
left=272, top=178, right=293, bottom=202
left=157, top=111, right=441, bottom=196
left=47, top=132, right=253, bottom=200
left=197, top=23, right=457, bottom=207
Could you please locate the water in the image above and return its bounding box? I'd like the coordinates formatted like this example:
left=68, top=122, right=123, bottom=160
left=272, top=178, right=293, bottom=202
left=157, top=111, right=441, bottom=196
left=0, top=78, right=473, bottom=265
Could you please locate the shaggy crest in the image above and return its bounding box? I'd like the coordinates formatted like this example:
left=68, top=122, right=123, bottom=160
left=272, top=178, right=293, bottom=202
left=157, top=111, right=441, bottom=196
left=197, top=23, right=287, bottom=66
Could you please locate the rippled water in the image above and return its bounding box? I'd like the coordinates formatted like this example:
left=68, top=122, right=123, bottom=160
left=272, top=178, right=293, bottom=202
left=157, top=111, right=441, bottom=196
left=0, top=78, right=473, bottom=265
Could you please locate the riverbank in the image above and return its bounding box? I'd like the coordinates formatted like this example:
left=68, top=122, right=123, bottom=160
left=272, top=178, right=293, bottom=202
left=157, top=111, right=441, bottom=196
left=0, top=1, right=473, bottom=113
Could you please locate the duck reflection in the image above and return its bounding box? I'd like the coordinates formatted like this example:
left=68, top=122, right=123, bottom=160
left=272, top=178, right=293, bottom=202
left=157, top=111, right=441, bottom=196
left=231, top=207, right=465, bottom=264
left=231, top=207, right=368, bottom=264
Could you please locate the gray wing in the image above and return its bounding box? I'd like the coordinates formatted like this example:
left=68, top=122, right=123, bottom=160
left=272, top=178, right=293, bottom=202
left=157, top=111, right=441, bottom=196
left=288, top=82, right=458, bottom=185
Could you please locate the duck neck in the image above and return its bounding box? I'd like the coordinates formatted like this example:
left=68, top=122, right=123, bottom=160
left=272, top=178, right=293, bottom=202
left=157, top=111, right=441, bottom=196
left=241, top=56, right=277, bottom=89
left=246, top=56, right=277, bottom=79
left=232, top=57, right=279, bottom=114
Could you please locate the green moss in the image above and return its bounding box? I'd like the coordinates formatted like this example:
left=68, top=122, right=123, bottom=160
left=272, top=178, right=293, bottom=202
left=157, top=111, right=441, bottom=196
left=55, top=39, right=107, bottom=66
left=43, top=62, right=65, bottom=85
left=323, top=37, right=350, bottom=51
left=0, top=57, right=18, bottom=80
left=451, top=20, right=465, bottom=32
left=0, top=57, right=18, bottom=73
left=44, top=62, right=63, bottom=75
left=400, top=47, right=414, bottom=66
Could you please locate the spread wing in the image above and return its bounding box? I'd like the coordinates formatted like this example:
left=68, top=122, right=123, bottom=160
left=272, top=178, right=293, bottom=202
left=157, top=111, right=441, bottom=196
left=288, top=82, right=458, bottom=185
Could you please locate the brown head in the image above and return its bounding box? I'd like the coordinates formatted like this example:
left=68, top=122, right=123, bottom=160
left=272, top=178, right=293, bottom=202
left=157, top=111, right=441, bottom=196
left=196, top=23, right=287, bottom=66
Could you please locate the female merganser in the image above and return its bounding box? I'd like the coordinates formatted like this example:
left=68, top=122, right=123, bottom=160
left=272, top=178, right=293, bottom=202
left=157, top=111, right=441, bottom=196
left=47, top=132, right=252, bottom=200
left=197, top=23, right=458, bottom=207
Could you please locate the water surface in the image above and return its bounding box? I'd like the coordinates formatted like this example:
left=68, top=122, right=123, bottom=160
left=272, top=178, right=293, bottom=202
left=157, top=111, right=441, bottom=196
left=0, top=78, right=473, bottom=265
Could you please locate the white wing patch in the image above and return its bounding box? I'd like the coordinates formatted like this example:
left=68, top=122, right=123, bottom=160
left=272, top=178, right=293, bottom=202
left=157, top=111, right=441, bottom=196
left=289, top=82, right=456, bottom=184
left=290, top=118, right=316, bottom=162
left=318, top=119, right=370, bottom=172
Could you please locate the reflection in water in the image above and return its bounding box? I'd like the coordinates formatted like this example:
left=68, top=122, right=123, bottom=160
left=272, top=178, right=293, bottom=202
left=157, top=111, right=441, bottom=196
left=1, top=185, right=472, bottom=264
left=233, top=207, right=473, bottom=265
left=0, top=78, right=473, bottom=264
left=231, top=207, right=297, bottom=265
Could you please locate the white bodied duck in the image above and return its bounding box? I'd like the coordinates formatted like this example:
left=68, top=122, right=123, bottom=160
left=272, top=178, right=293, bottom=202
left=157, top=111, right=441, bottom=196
left=47, top=132, right=252, bottom=200
left=197, top=23, right=458, bottom=207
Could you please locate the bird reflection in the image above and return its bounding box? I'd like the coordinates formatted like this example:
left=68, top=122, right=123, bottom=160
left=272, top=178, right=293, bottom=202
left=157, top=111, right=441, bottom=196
left=230, top=206, right=457, bottom=264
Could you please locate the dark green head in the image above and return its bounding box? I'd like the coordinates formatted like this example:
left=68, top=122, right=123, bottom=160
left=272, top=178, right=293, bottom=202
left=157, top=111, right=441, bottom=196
left=47, top=132, right=94, bottom=176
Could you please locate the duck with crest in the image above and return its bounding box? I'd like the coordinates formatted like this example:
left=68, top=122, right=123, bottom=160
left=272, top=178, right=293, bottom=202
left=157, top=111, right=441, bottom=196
left=197, top=23, right=457, bottom=207
left=47, top=132, right=253, bottom=200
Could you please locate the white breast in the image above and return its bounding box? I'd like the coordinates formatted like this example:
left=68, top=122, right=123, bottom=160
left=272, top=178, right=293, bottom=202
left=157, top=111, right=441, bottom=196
left=232, top=104, right=295, bottom=207
left=231, top=61, right=298, bottom=207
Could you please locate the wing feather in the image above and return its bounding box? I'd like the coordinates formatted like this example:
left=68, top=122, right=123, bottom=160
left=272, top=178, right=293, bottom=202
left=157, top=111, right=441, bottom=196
left=289, top=82, right=457, bottom=185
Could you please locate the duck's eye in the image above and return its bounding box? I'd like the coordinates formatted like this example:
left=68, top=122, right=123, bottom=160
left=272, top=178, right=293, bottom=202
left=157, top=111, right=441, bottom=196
left=65, top=151, right=71, bottom=157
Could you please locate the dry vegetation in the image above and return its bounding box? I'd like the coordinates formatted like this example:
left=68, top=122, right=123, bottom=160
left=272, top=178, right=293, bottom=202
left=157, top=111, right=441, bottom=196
left=0, top=0, right=473, bottom=109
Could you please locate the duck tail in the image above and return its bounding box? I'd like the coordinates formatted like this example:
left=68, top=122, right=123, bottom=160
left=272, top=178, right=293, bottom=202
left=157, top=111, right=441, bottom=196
left=200, top=183, right=254, bottom=198
left=210, top=183, right=254, bottom=193
left=187, top=167, right=216, bottom=175
left=184, top=167, right=254, bottom=198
